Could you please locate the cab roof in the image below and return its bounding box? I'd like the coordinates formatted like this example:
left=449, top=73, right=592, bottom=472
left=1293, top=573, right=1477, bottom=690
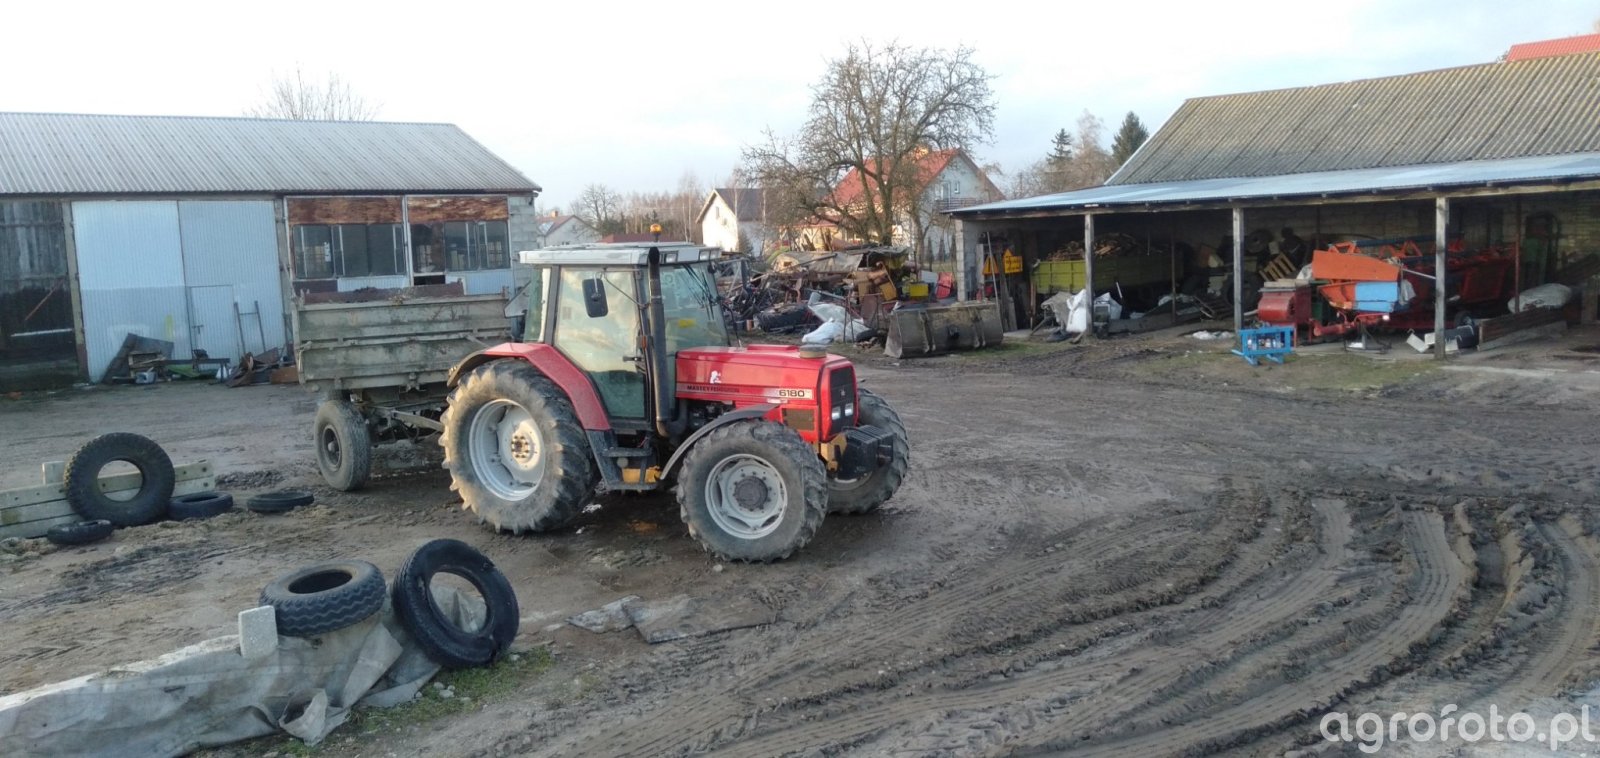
left=516, top=242, right=718, bottom=267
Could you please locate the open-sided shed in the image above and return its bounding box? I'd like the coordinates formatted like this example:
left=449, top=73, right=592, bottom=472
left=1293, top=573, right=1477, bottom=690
left=951, top=50, right=1600, bottom=353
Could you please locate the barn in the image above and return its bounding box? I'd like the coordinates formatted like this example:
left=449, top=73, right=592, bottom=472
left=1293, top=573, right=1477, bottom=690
left=951, top=46, right=1600, bottom=350
left=0, top=112, right=540, bottom=388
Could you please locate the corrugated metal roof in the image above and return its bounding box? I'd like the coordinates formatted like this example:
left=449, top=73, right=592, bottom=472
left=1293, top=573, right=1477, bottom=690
left=1110, top=53, right=1600, bottom=186
left=952, top=151, right=1600, bottom=217
left=1507, top=34, right=1600, bottom=62
left=0, top=112, right=540, bottom=196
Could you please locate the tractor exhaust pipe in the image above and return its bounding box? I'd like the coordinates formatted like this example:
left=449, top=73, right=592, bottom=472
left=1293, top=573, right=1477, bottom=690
left=646, top=247, right=680, bottom=438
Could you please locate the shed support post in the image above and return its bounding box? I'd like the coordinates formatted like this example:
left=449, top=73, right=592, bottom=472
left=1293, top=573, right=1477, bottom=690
left=1232, top=207, right=1244, bottom=333
left=1083, top=214, right=1095, bottom=332
left=957, top=220, right=978, bottom=301
left=1435, top=196, right=1449, bottom=359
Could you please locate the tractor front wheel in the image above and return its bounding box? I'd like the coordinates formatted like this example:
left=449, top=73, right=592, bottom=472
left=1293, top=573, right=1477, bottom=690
left=677, top=421, right=827, bottom=562
left=827, top=389, right=909, bottom=514
left=442, top=360, right=595, bottom=533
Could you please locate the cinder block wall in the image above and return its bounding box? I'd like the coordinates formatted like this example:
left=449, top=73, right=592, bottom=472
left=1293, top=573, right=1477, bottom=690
left=507, top=195, right=541, bottom=255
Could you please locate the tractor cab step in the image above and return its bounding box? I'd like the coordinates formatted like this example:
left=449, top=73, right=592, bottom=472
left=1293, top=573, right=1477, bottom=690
left=602, top=446, right=655, bottom=459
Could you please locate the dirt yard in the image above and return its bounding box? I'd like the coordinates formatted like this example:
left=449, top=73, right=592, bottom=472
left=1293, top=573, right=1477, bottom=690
left=3, top=326, right=1600, bottom=756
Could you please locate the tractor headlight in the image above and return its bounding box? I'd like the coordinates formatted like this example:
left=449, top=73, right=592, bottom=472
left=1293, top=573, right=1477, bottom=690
left=844, top=403, right=855, bottom=417
left=831, top=406, right=843, bottom=421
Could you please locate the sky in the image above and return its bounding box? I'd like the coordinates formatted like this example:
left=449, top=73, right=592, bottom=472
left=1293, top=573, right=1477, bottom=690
left=3, top=1, right=1597, bottom=208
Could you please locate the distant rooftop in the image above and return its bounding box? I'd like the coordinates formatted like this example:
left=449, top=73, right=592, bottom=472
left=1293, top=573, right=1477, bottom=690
left=0, top=112, right=539, bottom=196
left=1507, top=33, right=1600, bottom=62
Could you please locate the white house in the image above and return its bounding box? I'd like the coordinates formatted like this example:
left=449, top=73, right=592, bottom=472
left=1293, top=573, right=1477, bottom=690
left=537, top=213, right=599, bottom=247
left=697, top=188, right=771, bottom=253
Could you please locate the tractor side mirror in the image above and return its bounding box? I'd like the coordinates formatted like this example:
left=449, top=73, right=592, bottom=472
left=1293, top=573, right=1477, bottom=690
left=582, top=276, right=609, bottom=318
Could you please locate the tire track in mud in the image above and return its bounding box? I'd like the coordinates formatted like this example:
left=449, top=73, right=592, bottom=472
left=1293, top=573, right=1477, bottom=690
left=1499, top=519, right=1600, bottom=702
left=687, top=497, right=1342, bottom=757
left=531, top=490, right=1264, bottom=758
left=1034, top=508, right=1469, bottom=757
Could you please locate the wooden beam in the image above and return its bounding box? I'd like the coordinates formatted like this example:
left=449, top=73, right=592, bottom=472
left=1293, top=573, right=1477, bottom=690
left=1232, top=207, right=1244, bottom=333
left=1435, top=197, right=1449, bottom=359
left=1083, top=213, right=1096, bottom=333
left=949, top=178, right=1600, bottom=222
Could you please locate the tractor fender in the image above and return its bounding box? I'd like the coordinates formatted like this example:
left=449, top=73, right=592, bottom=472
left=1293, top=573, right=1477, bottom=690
left=447, top=344, right=611, bottom=431
left=660, top=404, right=777, bottom=480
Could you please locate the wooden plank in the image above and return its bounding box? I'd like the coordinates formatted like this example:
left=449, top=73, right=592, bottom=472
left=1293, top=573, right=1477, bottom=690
left=0, top=477, right=217, bottom=539
left=1478, top=307, right=1565, bottom=345
left=287, top=197, right=403, bottom=225
left=3, top=462, right=214, bottom=510
left=405, top=196, right=509, bottom=223
left=1479, top=321, right=1567, bottom=352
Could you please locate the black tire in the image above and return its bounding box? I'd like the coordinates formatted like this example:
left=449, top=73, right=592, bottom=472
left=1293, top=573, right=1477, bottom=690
left=827, top=389, right=911, bottom=515
left=314, top=400, right=373, bottom=492
left=64, top=433, right=175, bottom=526
left=392, top=539, right=519, bottom=669
left=45, top=519, right=114, bottom=546
left=676, top=420, right=827, bottom=562
left=259, top=560, right=386, bottom=637
left=169, top=491, right=234, bottom=520
left=246, top=489, right=315, bottom=514
left=441, top=360, right=596, bottom=534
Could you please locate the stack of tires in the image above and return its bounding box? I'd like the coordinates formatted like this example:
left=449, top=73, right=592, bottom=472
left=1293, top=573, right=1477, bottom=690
left=258, top=539, right=519, bottom=669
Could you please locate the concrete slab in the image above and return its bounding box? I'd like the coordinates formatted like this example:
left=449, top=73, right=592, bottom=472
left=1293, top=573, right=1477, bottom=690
left=237, top=605, right=277, bottom=660
left=624, top=594, right=777, bottom=644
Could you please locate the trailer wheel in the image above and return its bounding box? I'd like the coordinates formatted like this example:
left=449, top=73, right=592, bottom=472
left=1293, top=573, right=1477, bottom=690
left=677, top=420, right=827, bottom=562
left=314, top=400, right=372, bottom=492
left=827, top=389, right=910, bottom=515
left=442, top=360, right=595, bottom=534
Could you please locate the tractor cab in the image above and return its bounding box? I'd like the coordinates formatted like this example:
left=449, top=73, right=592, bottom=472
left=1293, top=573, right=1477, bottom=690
left=446, top=242, right=909, bottom=562
left=511, top=243, right=730, bottom=425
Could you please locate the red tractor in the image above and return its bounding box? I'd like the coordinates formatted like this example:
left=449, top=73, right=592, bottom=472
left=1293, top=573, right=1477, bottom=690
left=439, top=243, right=909, bottom=562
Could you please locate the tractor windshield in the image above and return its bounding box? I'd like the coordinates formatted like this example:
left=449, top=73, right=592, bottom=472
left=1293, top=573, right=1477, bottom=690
left=660, top=263, right=728, bottom=353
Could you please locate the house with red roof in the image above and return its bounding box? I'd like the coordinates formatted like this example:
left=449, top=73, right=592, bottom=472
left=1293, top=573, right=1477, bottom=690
left=786, top=147, right=1002, bottom=258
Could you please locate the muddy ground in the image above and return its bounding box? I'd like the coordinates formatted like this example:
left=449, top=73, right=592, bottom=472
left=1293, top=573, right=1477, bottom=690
left=3, top=325, right=1600, bottom=756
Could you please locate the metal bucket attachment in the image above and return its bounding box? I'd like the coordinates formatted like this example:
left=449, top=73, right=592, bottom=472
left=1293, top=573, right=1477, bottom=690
left=883, top=301, right=1004, bottom=359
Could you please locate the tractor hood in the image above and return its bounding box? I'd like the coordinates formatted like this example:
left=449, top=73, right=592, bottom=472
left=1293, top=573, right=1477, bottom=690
left=676, top=345, right=853, bottom=405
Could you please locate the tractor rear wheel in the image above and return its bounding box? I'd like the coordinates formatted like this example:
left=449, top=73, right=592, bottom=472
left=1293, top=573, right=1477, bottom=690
left=827, top=389, right=909, bottom=515
left=442, top=360, right=596, bottom=533
left=676, top=420, right=827, bottom=562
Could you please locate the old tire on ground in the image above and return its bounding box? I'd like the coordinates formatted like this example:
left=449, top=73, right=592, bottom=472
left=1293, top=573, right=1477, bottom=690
left=246, top=489, right=315, bottom=514
left=441, top=360, right=595, bottom=534
left=259, top=560, right=386, bottom=637
left=676, top=420, right=827, bottom=562
left=314, top=400, right=373, bottom=492
left=169, top=491, right=234, bottom=520
left=392, top=538, right=519, bottom=669
left=827, top=389, right=910, bottom=515
left=45, top=519, right=114, bottom=546
left=64, top=433, right=175, bottom=526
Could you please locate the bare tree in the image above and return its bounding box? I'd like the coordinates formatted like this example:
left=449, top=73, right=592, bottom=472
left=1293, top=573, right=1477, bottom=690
left=574, top=184, right=623, bottom=235
left=1011, top=110, right=1120, bottom=197
left=248, top=67, right=380, bottom=121
left=743, top=41, right=996, bottom=261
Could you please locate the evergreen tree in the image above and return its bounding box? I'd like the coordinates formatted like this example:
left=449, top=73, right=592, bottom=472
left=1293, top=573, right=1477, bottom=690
left=1048, top=128, right=1074, bottom=166
left=1111, top=112, right=1150, bottom=165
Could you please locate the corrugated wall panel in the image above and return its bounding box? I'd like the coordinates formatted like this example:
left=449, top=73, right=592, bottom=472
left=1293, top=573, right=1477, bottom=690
left=177, top=200, right=286, bottom=356
left=72, top=201, right=190, bottom=380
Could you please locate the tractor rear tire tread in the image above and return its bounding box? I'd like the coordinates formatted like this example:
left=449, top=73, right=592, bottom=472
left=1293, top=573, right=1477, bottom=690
left=676, top=420, right=827, bottom=563
left=442, top=360, right=594, bottom=534
left=827, top=388, right=910, bottom=515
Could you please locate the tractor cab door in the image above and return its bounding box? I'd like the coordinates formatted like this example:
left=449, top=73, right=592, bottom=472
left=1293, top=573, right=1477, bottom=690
left=552, top=267, right=648, bottom=421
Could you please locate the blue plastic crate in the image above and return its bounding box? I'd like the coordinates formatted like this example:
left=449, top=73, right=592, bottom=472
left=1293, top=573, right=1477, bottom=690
left=1233, top=326, right=1295, bottom=366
